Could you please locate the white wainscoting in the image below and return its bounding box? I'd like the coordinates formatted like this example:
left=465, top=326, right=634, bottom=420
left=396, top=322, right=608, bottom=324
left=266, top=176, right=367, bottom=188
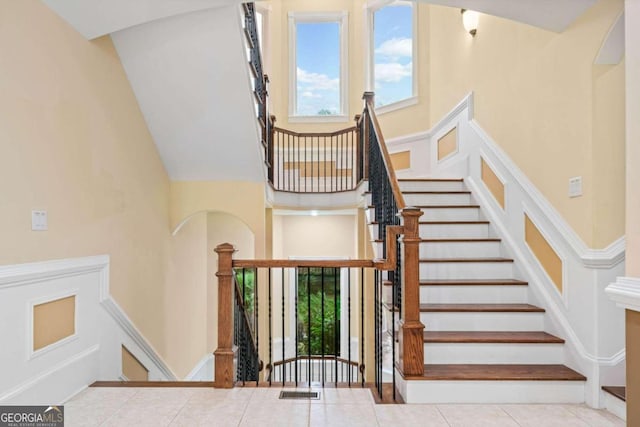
left=385, top=93, right=626, bottom=408
left=0, top=256, right=177, bottom=405
left=185, top=353, right=214, bottom=381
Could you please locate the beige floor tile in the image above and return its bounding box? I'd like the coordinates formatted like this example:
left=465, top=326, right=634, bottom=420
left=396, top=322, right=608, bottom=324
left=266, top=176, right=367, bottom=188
left=316, top=388, right=374, bottom=404
left=65, top=387, right=138, bottom=405
left=64, top=387, right=139, bottom=426
left=101, top=405, right=184, bottom=427
left=170, top=400, right=247, bottom=427
left=239, top=401, right=310, bottom=427
left=501, top=404, right=590, bottom=427
left=187, top=387, right=254, bottom=403
left=375, top=404, right=449, bottom=427
left=562, top=404, right=626, bottom=427
left=437, top=404, right=520, bottom=427
left=249, top=387, right=314, bottom=404
left=309, top=403, right=379, bottom=427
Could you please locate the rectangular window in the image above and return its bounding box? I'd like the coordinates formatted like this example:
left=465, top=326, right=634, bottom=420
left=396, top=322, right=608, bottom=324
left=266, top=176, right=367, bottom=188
left=369, top=1, right=416, bottom=111
left=289, top=12, right=348, bottom=121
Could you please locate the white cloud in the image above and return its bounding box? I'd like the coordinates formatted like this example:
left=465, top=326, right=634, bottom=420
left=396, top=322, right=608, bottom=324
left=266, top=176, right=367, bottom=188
left=297, top=67, right=339, bottom=91
left=375, top=62, right=412, bottom=83
left=375, top=38, right=412, bottom=58
left=301, top=91, right=321, bottom=98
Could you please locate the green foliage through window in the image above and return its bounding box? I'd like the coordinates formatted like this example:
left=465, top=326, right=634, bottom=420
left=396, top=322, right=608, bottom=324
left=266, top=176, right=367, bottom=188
left=297, top=267, right=340, bottom=356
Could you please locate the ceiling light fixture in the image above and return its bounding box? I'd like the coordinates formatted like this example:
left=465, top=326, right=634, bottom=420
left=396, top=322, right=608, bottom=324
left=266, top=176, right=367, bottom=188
left=461, top=9, right=479, bottom=37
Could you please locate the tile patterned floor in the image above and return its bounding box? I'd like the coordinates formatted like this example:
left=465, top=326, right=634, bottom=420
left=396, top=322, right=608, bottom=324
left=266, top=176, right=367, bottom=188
left=64, top=387, right=625, bottom=426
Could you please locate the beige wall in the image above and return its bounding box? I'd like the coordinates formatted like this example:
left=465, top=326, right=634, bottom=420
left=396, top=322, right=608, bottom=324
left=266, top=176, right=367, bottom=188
left=429, top=0, right=625, bottom=248
left=265, top=0, right=429, bottom=139
left=206, top=212, right=256, bottom=351
left=626, top=0, right=640, bottom=278
left=625, top=1, right=640, bottom=424
left=0, top=1, right=216, bottom=379
left=273, top=214, right=357, bottom=258
left=170, top=181, right=266, bottom=259
left=165, top=213, right=209, bottom=377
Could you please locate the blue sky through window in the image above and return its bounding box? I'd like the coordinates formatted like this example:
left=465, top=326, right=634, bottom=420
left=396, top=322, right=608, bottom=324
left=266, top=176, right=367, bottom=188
left=296, top=22, right=341, bottom=116
left=374, top=3, right=413, bottom=107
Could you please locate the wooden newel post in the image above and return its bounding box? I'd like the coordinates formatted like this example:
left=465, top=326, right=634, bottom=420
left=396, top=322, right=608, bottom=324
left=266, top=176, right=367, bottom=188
left=398, top=207, right=426, bottom=376
left=214, top=243, right=236, bottom=388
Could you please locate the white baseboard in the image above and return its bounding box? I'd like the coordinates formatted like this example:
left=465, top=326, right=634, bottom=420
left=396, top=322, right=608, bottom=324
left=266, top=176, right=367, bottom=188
left=0, top=255, right=177, bottom=405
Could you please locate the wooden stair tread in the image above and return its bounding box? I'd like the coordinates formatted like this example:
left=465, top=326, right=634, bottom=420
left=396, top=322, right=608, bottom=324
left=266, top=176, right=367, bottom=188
left=420, top=279, right=528, bottom=286
left=414, top=205, right=480, bottom=209
left=419, top=220, right=489, bottom=224
left=419, top=303, right=544, bottom=312
left=374, top=238, right=501, bottom=243
left=420, top=238, right=501, bottom=242
left=423, top=331, right=564, bottom=343
left=398, top=178, right=464, bottom=182
left=602, top=386, right=626, bottom=401
left=413, top=364, right=586, bottom=381
left=420, top=257, right=514, bottom=263
left=402, top=191, right=468, bottom=195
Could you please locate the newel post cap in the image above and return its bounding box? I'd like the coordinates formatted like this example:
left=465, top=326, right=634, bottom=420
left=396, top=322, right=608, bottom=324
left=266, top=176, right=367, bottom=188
left=215, top=243, right=236, bottom=254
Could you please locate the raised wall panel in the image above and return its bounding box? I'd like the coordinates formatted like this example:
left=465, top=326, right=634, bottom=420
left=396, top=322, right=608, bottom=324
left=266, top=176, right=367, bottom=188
left=481, top=158, right=505, bottom=208
left=525, top=214, right=563, bottom=292
left=390, top=150, right=411, bottom=170
left=438, top=127, right=458, bottom=161
left=122, top=345, right=149, bottom=381
left=33, top=295, right=75, bottom=351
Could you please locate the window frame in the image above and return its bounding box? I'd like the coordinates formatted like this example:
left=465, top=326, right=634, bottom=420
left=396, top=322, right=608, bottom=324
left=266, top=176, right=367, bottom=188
left=288, top=11, right=349, bottom=123
left=365, top=0, right=418, bottom=115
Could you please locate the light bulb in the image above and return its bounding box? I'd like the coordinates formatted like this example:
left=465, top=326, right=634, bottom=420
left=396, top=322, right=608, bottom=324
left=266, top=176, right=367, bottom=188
left=461, top=9, right=479, bottom=37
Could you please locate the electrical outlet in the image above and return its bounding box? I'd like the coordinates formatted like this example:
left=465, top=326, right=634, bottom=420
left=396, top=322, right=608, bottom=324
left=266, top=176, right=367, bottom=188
left=31, top=210, right=48, bottom=231
left=569, top=177, right=583, bottom=198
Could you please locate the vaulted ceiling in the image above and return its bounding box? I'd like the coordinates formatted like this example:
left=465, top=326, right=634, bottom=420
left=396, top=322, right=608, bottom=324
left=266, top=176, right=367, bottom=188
left=42, top=0, right=600, bottom=181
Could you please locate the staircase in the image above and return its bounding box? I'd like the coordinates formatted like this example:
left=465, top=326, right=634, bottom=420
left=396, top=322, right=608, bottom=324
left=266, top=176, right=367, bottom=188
left=368, top=178, right=587, bottom=404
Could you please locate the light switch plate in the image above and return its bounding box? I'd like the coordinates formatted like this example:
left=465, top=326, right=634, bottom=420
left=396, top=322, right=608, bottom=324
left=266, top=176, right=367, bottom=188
left=31, top=210, right=48, bottom=231
left=569, top=177, right=583, bottom=198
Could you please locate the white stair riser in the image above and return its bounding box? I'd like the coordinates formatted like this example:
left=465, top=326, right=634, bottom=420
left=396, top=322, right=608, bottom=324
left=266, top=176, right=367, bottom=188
left=404, top=193, right=472, bottom=206
left=424, top=343, right=564, bottom=364
left=421, top=285, right=528, bottom=304
left=397, top=377, right=585, bottom=404
left=377, top=241, right=502, bottom=259
left=420, top=241, right=502, bottom=258
left=420, top=207, right=481, bottom=221
left=421, top=312, right=544, bottom=331
left=399, top=181, right=466, bottom=192
left=603, top=392, right=627, bottom=421
left=419, top=223, right=490, bottom=238
left=420, top=262, right=513, bottom=280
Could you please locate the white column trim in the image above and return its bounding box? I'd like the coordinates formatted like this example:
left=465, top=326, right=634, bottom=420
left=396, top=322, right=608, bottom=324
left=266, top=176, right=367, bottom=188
left=606, top=276, right=640, bottom=312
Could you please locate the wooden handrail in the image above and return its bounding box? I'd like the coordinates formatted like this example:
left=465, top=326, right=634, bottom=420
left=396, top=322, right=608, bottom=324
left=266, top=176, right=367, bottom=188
left=270, top=355, right=359, bottom=368
left=362, top=93, right=407, bottom=210
left=273, top=126, right=358, bottom=138
left=373, top=225, right=403, bottom=271
left=233, top=259, right=375, bottom=268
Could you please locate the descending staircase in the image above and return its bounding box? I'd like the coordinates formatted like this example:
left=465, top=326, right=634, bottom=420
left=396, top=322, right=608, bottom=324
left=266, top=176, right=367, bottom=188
left=368, top=178, right=587, bottom=404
